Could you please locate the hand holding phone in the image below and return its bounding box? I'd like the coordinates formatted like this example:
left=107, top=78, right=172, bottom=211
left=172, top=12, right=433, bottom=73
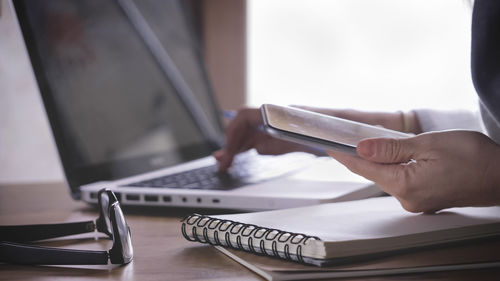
left=261, top=104, right=411, bottom=155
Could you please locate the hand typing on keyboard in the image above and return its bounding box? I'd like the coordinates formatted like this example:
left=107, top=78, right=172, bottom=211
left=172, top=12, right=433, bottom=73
left=126, top=151, right=314, bottom=191
left=214, top=108, right=312, bottom=172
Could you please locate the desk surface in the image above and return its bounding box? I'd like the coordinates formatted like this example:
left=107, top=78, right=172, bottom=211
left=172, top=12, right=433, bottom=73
left=1, top=183, right=499, bottom=281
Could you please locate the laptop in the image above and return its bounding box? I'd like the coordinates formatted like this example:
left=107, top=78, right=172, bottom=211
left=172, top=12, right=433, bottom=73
left=12, top=0, right=379, bottom=210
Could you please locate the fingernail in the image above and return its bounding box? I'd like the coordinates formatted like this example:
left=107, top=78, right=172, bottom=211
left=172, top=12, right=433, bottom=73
left=357, top=140, right=375, bottom=158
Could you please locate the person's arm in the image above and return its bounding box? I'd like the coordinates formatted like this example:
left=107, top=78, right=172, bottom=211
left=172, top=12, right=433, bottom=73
left=415, top=109, right=484, bottom=133
left=214, top=106, right=422, bottom=171
left=293, top=106, right=422, bottom=134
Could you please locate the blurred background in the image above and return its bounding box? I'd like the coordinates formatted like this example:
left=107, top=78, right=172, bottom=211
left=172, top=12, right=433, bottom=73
left=1, top=0, right=476, bottom=184
left=247, top=0, right=476, bottom=111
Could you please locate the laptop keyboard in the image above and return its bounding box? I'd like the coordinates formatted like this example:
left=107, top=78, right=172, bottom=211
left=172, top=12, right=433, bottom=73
left=124, top=153, right=313, bottom=190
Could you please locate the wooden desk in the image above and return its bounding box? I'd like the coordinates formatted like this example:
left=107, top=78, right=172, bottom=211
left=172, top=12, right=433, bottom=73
left=1, top=183, right=499, bottom=281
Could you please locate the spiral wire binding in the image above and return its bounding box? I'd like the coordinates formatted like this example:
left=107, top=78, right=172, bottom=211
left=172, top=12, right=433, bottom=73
left=181, top=214, right=321, bottom=264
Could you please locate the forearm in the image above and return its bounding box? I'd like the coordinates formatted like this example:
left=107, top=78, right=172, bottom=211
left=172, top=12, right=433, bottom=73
left=414, top=109, right=484, bottom=133
left=333, top=109, right=422, bottom=134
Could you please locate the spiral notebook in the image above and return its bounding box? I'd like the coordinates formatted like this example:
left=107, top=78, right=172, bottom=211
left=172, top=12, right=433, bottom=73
left=181, top=196, right=500, bottom=266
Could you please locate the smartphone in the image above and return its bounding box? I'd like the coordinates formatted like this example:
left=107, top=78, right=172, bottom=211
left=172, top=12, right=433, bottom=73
left=260, top=104, right=411, bottom=155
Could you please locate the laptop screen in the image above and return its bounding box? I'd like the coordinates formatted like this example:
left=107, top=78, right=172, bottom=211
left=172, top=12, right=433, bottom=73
left=14, top=0, right=224, bottom=197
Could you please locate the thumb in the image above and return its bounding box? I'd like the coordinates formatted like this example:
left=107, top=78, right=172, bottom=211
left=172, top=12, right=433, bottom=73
left=357, top=137, right=415, bottom=163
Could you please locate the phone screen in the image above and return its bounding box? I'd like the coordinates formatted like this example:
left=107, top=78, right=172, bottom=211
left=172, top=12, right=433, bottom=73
left=262, top=104, right=410, bottom=148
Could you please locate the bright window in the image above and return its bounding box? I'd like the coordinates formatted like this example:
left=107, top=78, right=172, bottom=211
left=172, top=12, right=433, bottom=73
left=247, top=0, right=477, bottom=112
